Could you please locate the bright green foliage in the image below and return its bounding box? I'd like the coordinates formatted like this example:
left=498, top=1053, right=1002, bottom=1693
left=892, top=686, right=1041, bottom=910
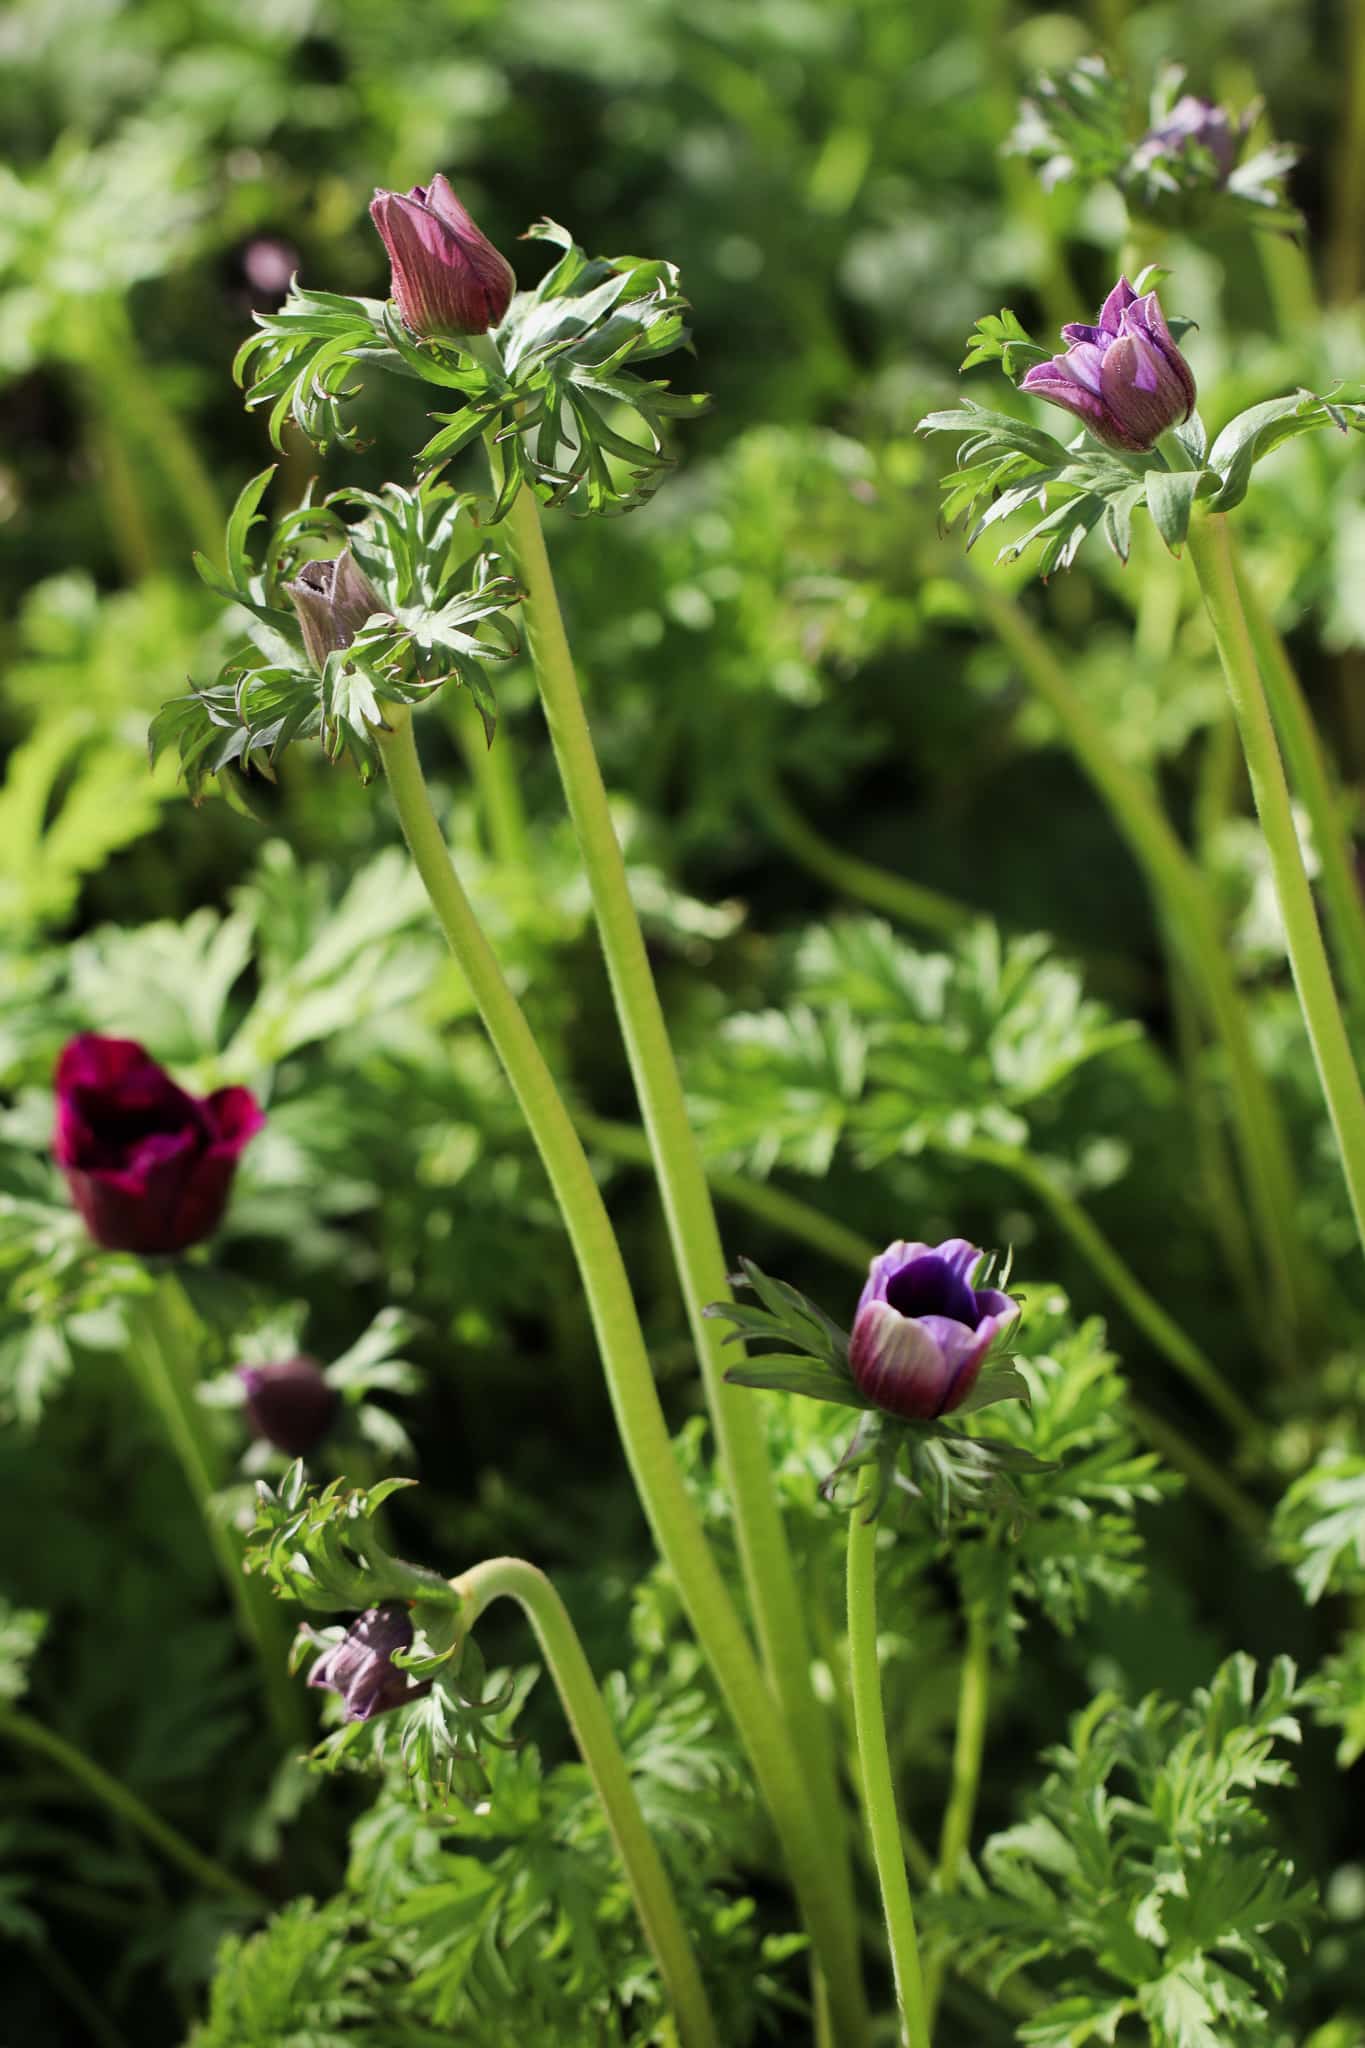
left=1273, top=1453, right=1365, bottom=1603
left=936, top=1656, right=1315, bottom=2047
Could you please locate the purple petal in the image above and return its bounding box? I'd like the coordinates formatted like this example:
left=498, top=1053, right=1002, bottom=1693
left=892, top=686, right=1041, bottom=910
left=884, top=1253, right=980, bottom=1328
left=849, top=1300, right=952, bottom=1419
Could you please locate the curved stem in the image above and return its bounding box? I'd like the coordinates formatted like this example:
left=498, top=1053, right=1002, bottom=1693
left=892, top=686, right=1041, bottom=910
left=942, top=1134, right=1260, bottom=1441
left=965, top=565, right=1308, bottom=1353
left=0, top=1707, right=263, bottom=1907
left=126, top=1275, right=307, bottom=1745
left=1230, top=544, right=1365, bottom=1023
left=923, top=1605, right=991, bottom=2028
left=846, top=1501, right=929, bottom=2048
left=378, top=708, right=868, bottom=2043
left=1186, top=514, right=1365, bottom=1260
left=751, top=773, right=974, bottom=939
left=499, top=483, right=856, bottom=1967
left=452, top=1556, right=717, bottom=2048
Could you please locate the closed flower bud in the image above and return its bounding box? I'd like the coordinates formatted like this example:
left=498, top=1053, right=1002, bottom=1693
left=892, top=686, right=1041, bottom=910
left=282, top=550, right=385, bottom=675
left=239, top=1356, right=338, bottom=1456
left=849, top=1237, right=1018, bottom=1421
left=307, top=1604, right=427, bottom=1722
left=369, top=173, right=515, bottom=339
left=1021, top=277, right=1195, bottom=454
left=1133, top=95, right=1238, bottom=185
left=54, top=1034, right=263, bottom=1256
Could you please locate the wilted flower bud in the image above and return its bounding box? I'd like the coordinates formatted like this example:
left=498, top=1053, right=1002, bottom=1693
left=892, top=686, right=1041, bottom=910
left=307, top=1604, right=427, bottom=1722
left=282, top=550, right=385, bottom=675
left=239, top=1356, right=338, bottom=1456
left=53, top=1034, right=263, bottom=1256
left=369, top=173, right=515, bottom=339
left=1132, top=95, right=1238, bottom=185
left=1020, top=277, right=1195, bottom=454
left=849, top=1237, right=1018, bottom=1421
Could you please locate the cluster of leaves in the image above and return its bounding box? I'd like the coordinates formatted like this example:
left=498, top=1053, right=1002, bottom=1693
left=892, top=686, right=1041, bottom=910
left=237, top=221, right=706, bottom=518
left=935, top=1654, right=1315, bottom=2046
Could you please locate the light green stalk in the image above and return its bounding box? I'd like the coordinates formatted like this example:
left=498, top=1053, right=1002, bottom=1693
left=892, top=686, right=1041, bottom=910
left=451, top=1556, right=718, bottom=2048
left=752, top=772, right=974, bottom=938
left=1186, top=514, right=1365, bottom=1260
left=922, top=1604, right=991, bottom=2027
left=378, top=706, right=867, bottom=2042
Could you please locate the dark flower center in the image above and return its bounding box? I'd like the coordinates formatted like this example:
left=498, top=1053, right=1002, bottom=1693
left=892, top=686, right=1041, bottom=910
left=73, top=1090, right=206, bottom=1170
left=884, top=1253, right=980, bottom=1328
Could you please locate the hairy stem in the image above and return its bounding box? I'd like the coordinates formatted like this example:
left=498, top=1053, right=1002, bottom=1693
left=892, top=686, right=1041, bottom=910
left=1186, top=514, right=1365, bottom=1260
left=378, top=707, right=867, bottom=2042
left=452, top=1556, right=718, bottom=2048
left=0, top=1708, right=263, bottom=1906
left=499, top=480, right=855, bottom=1960
left=126, top=1274, right=306, bottom=1745
left=846, top=1501, right=929, bottom=2048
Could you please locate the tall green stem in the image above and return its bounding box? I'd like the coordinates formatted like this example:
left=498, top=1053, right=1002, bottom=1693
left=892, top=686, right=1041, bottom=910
left=126, top=1275, right=306, bottom=1745
left=378, top=708, right=867, bottom=2042
left=0, top=1708, right=263, bottom=1906
left=965, top=566, right=1307, bottom=1350
left=752, top=773, right=974, bottom=939
left=846, top=1502, right=929, bottom=2048
left=923, top=1604, right=991, bottom=2027
left=499, top=484, right=853, bottom=1929
left=449, top=690, right=530, bottom=869
left=1186, top=515, right=1365, bottom=1259
left=1230, top=545, right=1365, bottom=1022
left=452, top=1555, right=718, bottom=2048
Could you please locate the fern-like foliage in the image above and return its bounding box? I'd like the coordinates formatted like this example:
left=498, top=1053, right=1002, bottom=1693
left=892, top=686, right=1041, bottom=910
left=1273, top=1451, right=1365, bottom=1604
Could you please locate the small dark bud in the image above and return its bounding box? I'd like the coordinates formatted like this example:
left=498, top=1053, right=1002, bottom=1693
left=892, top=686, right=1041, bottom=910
left=281, top=549, right=385, bottom=675
left=307, top=1604, right=427, bottom=1722
left=239, top=1356, right=339, bottom=1456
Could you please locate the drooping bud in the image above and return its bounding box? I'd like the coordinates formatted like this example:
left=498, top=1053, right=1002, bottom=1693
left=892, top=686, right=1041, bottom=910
left=53, top=1034, right=263, bottom=1256
left=1020, top=276, right=1196, bottom=454
left=239, top=1356, right=339, bottom=1456
left=282, top=550, right=385, bottom=674
left=848, top=1237, right=1019, bottom=1421
left=307, top=1604, right=427, bottom=1722
left=369, top=173, right=515, bottom=339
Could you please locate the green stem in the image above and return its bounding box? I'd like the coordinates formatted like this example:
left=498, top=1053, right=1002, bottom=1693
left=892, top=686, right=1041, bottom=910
left=452, top=1556, right=718, bottom=2048
left=941, top=1134, right=1260, bottom=1440
left=752, top=774, right=974, bottom=939
left=0, top=1707, right=263, bottom=1907
left=1230, top=543, right=1365, bottom=1022
left=846, top=1501, right=929, bottom=2048
left=378, top=707, right=868, bottom=2043
left=126, top=1275, right=307, bottom=1746
left=1186, top=514, right=1365, bottom=1259
left=923, top=1605, right=991, bottom=2028
left=499, top=482, right=856, bottom=1963
left=964, top=565, right=1307, bottom=1352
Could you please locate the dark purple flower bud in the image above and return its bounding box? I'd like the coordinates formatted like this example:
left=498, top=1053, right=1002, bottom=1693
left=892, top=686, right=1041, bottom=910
left=308, top=1604, right=426, bottom=1722
left=369, top=173, right=516, bottom=339
left=1133, top=95, right=1238, bottom=185
left=1020, top=277, right=1196, bottom=454
left=53, top=1034, right=263, bottom=1256
left=848, top=1237, right=1018, bottom=1421
left=281, top=550, right=385, bottom=674
left=241, top=235, right=299, bottom=305
left=239, top=1356, right=339, bottom=1456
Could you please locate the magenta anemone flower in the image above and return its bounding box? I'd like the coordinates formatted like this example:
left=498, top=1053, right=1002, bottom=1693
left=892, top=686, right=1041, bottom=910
left=1020, top=277, right=1195, bottom=453
left=369, top=174, right=515, bottom=338
left=849, top=1237, right=1019, bottom=1421
left=54, top=1035, right=263, bottom=1256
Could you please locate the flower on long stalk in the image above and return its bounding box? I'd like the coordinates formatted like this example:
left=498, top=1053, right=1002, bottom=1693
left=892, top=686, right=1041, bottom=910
left=849, top=1238, right=1020, bottom=1421
left=307, top=1603, right=429, bottom=1722
left=1020, top=277, right=1195, bottom=453
left=369, top=174, right=516, bottom=339
left=54, top=1034, right=263, bottom=1255
left=239, top=1356, right=339, bottom=1456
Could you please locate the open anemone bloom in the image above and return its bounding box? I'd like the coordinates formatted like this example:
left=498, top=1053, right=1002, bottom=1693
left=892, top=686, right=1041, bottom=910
left=308, top=1604, right=428, bottom=1722
left=54, top=1035, right=263, bottom=1256
left=1020, top=277, right=1195, bottom=454
left=369, top=174, right=516, bottom=339
left=849, top=1238, right=1019, bottom=1421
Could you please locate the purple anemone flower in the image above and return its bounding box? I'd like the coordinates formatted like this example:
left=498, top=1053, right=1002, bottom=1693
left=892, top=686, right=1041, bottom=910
left=849, top=1237, right=1018, bottom=1421
left=1020, top=277, right=1195, bottom=453
left=54, top=1035, right=263, bottom=1256
left=307, top=1604, right=427, bottom=1722
left=1133, top=96, right=1238, bottom=185
left=369, top=174, right=516, bottom=339
left=239, top=1356, right=339, bottom=1457
left=281, top=550, right=385, bottom=676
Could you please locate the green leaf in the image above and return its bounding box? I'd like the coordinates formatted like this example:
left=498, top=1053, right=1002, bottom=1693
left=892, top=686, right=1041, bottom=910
left=1206, top=390, right=1365, bottom=513
left=1144, top=466, right=1207, bottom=553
